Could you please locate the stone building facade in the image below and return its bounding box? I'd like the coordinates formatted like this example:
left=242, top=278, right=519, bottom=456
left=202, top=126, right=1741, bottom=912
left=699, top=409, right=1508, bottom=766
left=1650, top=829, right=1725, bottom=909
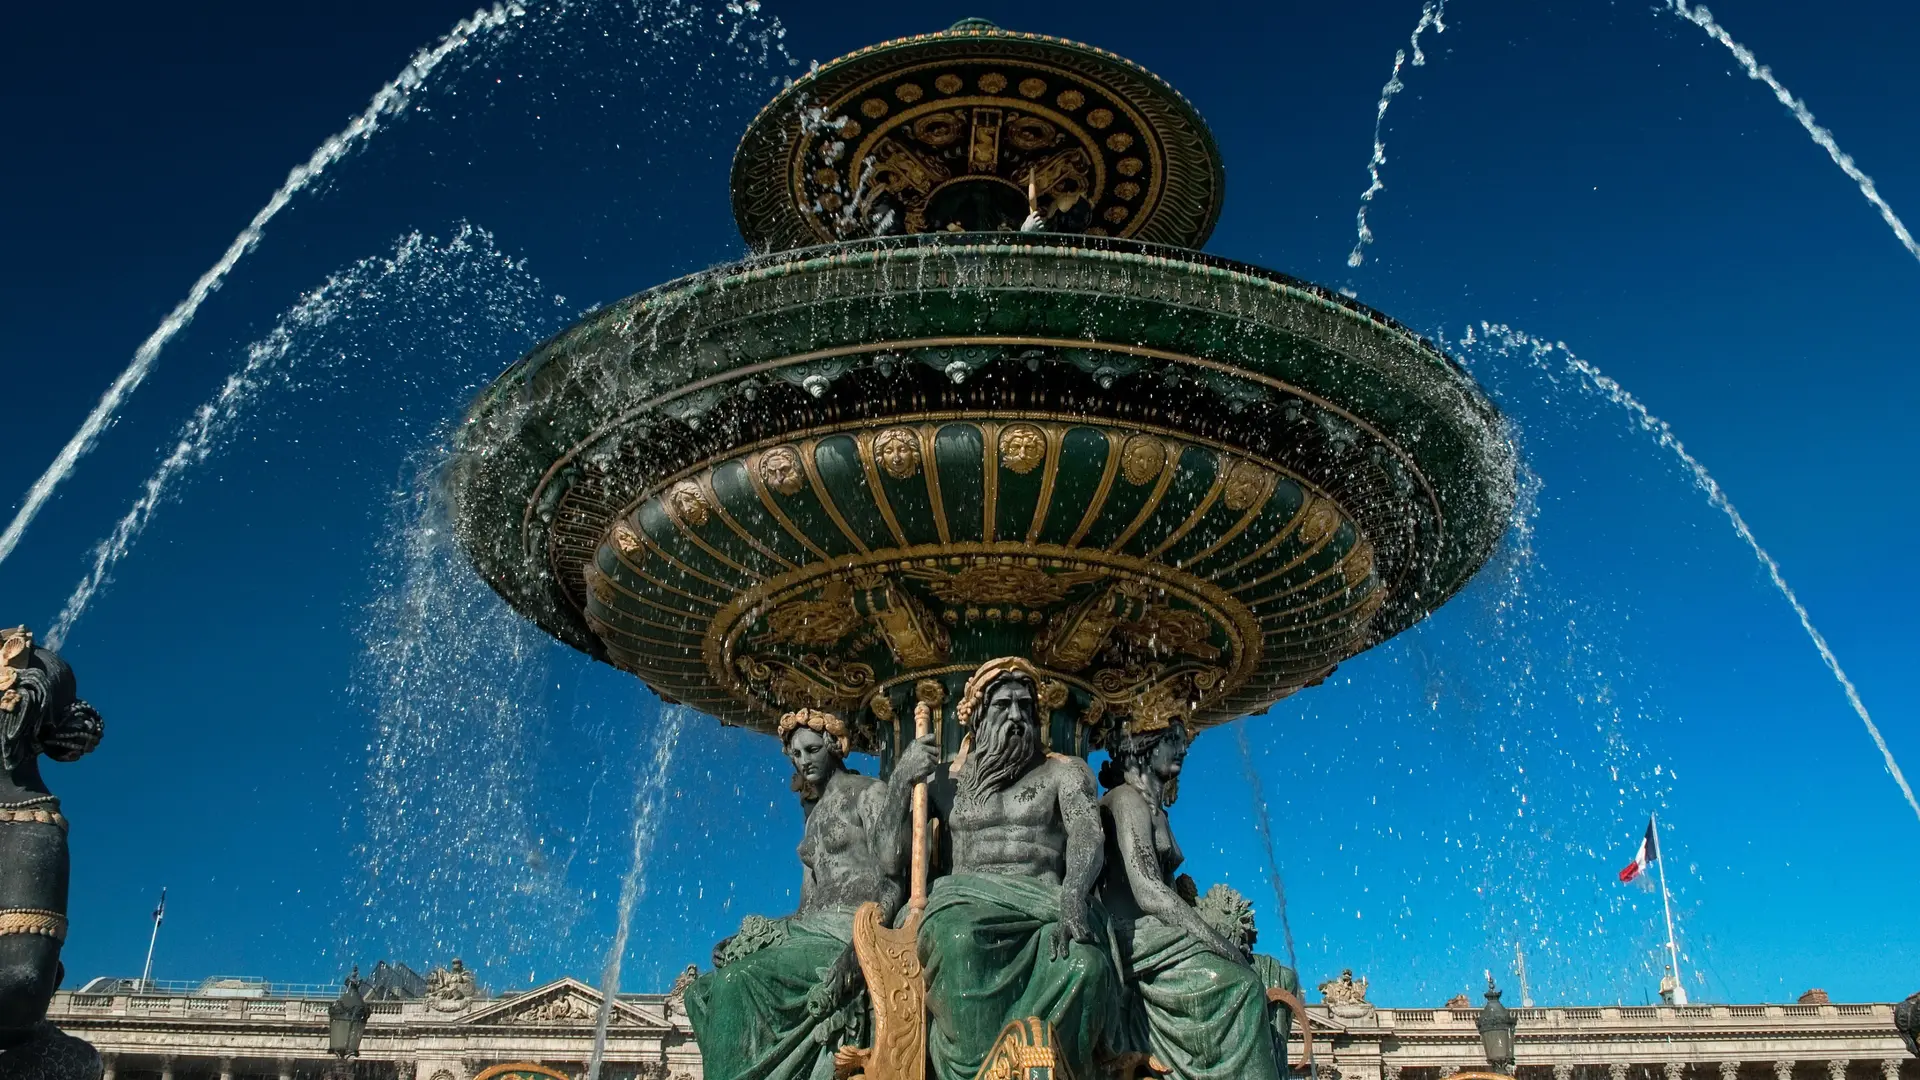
left=46, top=980, right=1917, bottom=1080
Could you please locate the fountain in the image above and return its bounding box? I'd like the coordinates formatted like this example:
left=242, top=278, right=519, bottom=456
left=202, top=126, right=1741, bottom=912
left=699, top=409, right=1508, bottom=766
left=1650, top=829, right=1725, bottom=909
left=448, top=18, right=1513, bottom=1080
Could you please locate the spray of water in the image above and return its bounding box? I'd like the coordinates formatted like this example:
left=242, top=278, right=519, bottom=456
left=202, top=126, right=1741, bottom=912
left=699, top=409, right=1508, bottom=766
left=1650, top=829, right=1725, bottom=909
left=1662, top=1, right=1919, bottom=265
left=588, top=705, right=689, bottom=1080
left=1475, top=322, right=1920, bottom=826
left=44, top=225, right=521, bottom=648
left=1233, top=721, right=1298, bottom=975
left=1347, top=0, right=1449, bottom=268
left=0, top=2, right=528, bottom=571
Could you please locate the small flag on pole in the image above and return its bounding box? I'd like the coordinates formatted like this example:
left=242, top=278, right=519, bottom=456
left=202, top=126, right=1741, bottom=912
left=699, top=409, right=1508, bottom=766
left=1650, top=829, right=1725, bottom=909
left=152, top=889, right=166, bottom=925
left=1618, top=819, right=1658, bottom=883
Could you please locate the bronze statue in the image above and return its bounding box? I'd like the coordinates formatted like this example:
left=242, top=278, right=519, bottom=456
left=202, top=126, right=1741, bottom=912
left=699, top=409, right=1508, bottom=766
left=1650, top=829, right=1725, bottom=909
left=0, top=627, right=103, bottom=1078
left=917, top=657, right=1117, bottom=1080
left=1099, top=718, right=1282, bottom=1080
left=685, top=708, right=935, bottom=1080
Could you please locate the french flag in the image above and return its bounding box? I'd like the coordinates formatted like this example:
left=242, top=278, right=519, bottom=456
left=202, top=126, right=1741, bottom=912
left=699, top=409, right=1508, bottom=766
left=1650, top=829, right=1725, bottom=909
left=1618, top=819, right=1658, bottom=883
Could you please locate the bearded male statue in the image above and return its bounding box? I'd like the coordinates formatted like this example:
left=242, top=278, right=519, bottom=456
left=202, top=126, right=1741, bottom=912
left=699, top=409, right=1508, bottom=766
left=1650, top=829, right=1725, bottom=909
left=686, top=708, right=936, bottom=1080
left=918, top=657, right=1117, bottom=1080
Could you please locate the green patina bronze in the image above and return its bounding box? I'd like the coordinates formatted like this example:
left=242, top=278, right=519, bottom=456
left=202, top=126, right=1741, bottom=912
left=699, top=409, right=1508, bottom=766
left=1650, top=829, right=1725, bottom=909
left=448, top=17, right=1514, bottom=1080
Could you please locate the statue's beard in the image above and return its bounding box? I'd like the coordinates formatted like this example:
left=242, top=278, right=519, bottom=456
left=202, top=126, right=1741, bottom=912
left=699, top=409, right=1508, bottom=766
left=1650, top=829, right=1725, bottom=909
left=961, top=718, right=1041, bottom=798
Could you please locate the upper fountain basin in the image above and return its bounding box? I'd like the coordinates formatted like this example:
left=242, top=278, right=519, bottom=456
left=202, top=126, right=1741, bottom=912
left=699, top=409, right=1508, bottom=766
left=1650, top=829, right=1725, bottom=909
left=448, top=232, right=1515, bottom=759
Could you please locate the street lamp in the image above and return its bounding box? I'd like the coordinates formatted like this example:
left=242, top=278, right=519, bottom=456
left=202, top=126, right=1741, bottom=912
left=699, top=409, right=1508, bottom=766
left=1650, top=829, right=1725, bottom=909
left=328, top=967, right=371, bottom=1061
left=1476, top=977, right=1518, bottom=1075
left=1896, top=990, right=1919, bottom=1058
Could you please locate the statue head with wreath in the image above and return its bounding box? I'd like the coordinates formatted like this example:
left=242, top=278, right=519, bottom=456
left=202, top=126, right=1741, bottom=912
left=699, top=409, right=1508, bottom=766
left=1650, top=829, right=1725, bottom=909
left=777, top=707, right=851, bottom=802
left=1097, top=709, right=1189, bottom=807
left=954, top=657, right=1047, bottom=798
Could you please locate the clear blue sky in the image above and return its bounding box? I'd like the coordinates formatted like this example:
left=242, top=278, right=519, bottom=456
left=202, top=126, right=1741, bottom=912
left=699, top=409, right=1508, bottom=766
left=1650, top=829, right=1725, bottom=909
left=3, top=0, right=1915, bottom=1006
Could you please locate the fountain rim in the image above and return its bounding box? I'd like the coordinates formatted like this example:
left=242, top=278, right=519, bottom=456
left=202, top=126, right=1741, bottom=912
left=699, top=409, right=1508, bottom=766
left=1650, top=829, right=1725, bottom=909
left=451, top=230, right=1516, bottom=684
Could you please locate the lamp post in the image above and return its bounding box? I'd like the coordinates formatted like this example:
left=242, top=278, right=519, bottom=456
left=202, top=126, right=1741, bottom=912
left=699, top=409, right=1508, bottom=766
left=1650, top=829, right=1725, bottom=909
left=328, top=967, right=370, bottom=1072
left=1476, top=977, right=1518, bottom=1075
left=1895, top=991, right=1919, bottom=1059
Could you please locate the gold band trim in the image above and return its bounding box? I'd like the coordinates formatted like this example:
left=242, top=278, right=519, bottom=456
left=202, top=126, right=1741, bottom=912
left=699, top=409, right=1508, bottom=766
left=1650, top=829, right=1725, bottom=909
left=0, top=807, right=68, bottom=832
left=0, top=909, right=67, bottom=942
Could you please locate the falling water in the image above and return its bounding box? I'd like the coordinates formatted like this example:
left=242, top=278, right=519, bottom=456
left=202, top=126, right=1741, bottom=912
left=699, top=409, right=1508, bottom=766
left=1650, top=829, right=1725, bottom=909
left=1661, top=1, right=1920, bottom=265
left=1234, top=721, right=1298, bottom=975
left=45, top=225, right=529, bottom=648
left=0, top=4, right=528, bottom=571
left=1347, top=0, right=1449, bottom=268
left=1473, top=322, right=1920, bottom=826
left=588, top=705, right=690, bottom=1080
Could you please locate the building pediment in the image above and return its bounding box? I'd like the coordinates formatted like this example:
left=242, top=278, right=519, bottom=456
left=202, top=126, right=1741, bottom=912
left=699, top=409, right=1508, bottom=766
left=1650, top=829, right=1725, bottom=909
left=458, top=978, right=661, bottom=1028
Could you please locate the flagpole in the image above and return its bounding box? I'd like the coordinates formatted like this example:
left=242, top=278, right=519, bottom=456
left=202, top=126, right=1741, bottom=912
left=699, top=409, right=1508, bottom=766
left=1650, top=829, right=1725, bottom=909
left=140, top=888, right=166, bottom=991
left=1651, top=815, right=1686, bottom=1005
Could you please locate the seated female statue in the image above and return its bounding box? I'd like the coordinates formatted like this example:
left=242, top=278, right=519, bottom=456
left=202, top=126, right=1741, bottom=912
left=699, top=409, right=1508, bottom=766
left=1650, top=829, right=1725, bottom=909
left=685, top=709, right=935, bottom=1080
left=1097, top=716, right=1283, bottom=1080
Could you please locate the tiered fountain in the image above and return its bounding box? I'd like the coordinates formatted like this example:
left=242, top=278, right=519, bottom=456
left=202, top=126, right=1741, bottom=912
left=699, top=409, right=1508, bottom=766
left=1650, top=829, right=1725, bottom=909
left=449, top=18, right=1515, bottom=1080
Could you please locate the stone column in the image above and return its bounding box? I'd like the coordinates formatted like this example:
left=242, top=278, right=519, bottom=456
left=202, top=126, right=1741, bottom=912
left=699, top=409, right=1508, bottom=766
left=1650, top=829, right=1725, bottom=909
left=1552, top=1063, right=1574, bottom=1080
left=1881, top=1062, right=1902, bottom=1080
left=220, top=1056, right=236, bottom=1080
left=1720, top=1062, right=1742, bottom=1080
left=1775, top=1062, right=1797, bottom=1080
left=159, top=1057, right=176, bottom=1080
left=1827, top=1062, right=1849, bottom=1080
left=100, top=1053, right=117, bottom=1080
left=1383, top=1063, right=1401, bottom=1080
left=1612, top=1063, right=1631, bottom=1080
left=1669, top=1064, right=1686, bottom=1080
left=277, top=1058, right=296, bottom=1080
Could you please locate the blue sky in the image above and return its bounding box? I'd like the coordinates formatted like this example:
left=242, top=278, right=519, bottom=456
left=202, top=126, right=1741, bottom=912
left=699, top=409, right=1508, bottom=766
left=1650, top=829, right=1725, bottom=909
left=3, top=0, right=1916, bottom=1006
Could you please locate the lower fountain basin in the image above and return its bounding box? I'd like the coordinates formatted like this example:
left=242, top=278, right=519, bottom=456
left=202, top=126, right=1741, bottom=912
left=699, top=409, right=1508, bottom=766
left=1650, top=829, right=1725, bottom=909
left=449, top=232, right=1514, bottom=756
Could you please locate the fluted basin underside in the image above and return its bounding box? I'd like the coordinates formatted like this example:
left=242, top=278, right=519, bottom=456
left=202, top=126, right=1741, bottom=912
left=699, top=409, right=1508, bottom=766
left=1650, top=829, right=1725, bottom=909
left=450, top=232, right=1514, bottom=756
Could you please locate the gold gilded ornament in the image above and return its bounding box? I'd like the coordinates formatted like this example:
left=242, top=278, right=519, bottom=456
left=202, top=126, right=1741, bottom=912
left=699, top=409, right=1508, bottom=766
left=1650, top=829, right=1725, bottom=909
left=1222, top=459, right=1274, bottom=511
left=998, top=424, right=1047, bottom=474
left=668, top=480, right=712, bottom=526
left=1106, top=132, right=1135, bottom=152
left=1299, top=496, right=1341, bottom=545
left=955, top=656, right=1049, bottom=726
left=1056, top=89, right=1086, bottom=110
left=935, top=73, right=963, bottom=95
left=776, top=707, right=850, bottom=754
left=1104, top=206, right=1130, bottom=224
left=1018, top=77, right=1046, bottom=98
left=1121, top=436, right=1166, bottom=486
left=1115, top=181, right=1141, bottom=200
left=611, top=523, right=642, bottom=555
left=1087, top=108, right=1115, bottom=129
left=872, top=428, right=922, bottom=479
left=977, top=72, right=1008, bottom=94
left=759, top=446, right=807, bottom=496
left=861, top=98, right=888, bottom=118
left=894, top=82, right=924, bottom=103
left=1117, top=156, right=1144, bottom=176
left=907, top=563, right=1102, bottom=608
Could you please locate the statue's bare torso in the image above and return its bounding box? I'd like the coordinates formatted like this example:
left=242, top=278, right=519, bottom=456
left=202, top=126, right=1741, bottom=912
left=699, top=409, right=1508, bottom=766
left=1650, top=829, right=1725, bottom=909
left=949, top=754, right=1099, bottom=882
left=797, top=770, right=899, bottom=915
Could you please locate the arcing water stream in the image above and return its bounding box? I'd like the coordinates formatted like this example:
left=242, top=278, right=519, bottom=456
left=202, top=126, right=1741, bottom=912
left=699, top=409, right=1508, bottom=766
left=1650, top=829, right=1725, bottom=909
left=1347, top=0, right=1448, bottom=268
left=1468, top=323, right=1920, bottom=826
left=45, top=226, right=529, bottom=648
left=1661, top=1, right=1920, bottom=265
left=588, top=705, right=689, bottom=1080
left=0, top=4, right=529, bottom=572
left=12, top=0, right=1915, bottom=1005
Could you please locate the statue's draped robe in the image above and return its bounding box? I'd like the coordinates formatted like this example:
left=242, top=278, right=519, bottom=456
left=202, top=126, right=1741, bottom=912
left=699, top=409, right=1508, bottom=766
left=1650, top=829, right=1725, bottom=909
left=686, top=908, right=860, bottom=1080
left=1252, top=953, right=1299, bottom=1067
left=1111, top=915, right=1285, bottom=1080
left=918, top=872, right=1119, bottom=1080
